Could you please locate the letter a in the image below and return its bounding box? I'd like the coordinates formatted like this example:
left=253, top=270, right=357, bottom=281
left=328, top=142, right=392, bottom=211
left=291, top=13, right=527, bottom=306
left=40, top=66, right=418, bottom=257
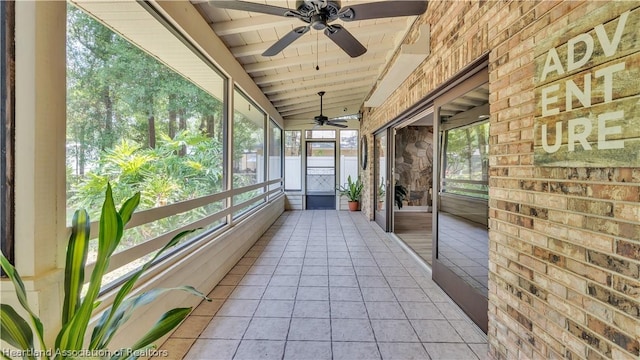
left=541, top=48, right=565, bottom=81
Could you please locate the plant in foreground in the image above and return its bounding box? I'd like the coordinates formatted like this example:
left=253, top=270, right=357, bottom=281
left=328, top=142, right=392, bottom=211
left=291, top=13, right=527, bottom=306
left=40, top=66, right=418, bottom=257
left=0, top=183, right=209, bottom=359
left=336, top=175, right=364, bottom=202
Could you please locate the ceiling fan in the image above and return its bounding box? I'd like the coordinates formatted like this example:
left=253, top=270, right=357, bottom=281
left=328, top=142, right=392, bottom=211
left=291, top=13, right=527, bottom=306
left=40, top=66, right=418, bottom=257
left=312, top=91, right=348, bottom=128
left=208, top=0, right=428, bottom=58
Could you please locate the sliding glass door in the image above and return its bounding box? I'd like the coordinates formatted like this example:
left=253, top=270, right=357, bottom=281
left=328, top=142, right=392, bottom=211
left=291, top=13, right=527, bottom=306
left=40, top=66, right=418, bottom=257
left=433, top=70, right=490, bottom=332
left=374, top=130, right=390, bottom=230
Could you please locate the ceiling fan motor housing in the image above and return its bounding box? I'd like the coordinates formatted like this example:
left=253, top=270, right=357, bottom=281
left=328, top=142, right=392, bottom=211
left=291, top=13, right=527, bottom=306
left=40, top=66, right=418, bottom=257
left=297, top=0, right=341, bottom=19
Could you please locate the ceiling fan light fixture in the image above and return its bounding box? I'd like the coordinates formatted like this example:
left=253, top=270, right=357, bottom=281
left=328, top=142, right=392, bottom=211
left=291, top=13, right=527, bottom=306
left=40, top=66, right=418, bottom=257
left=310, top=14, right=327, bottom=30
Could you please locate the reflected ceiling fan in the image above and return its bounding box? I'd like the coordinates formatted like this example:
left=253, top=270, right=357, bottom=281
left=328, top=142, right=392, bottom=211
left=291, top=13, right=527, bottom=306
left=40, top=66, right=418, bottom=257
left=311, top=91, right=348, bottom=128
left=208, top=0, right=428, bottom=58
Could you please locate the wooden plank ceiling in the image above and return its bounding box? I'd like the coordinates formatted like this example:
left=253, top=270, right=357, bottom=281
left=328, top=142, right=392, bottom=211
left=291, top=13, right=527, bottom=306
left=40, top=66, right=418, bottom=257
left=191, top=0, right=421, bottom=122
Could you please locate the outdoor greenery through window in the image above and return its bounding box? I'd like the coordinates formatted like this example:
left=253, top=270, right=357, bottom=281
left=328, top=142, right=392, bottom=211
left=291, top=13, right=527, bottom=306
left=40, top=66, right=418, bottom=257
left=232, top=88, right=265, bottom=216
left=284, top=131, right=302, bottom=191
left=66, top=4, right=227, bottom=284
left=268, top=120, right=282, bottom=195
left=442, top=121, right=489, bottom=199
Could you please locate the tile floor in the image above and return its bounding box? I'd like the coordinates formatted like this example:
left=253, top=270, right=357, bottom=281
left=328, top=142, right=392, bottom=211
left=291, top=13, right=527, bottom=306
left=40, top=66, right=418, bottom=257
left=157, top=210, right=488, bottom=360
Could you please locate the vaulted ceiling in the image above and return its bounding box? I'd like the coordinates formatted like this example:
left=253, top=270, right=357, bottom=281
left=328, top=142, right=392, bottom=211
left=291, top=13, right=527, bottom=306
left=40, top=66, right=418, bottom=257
left=191, top=0, right=424, bottom=122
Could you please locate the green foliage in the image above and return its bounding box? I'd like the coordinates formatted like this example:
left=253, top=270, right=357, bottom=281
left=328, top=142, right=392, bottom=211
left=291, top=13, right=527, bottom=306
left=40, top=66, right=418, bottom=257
left=394, top=183, right=408, bottom=209
left=337, top=175, right=364, bottom=202
left=66, top=4, right=226, bottom=218
left=377, top=179, right=385, bottom=198
left=0, top=184, right=209, bottom=359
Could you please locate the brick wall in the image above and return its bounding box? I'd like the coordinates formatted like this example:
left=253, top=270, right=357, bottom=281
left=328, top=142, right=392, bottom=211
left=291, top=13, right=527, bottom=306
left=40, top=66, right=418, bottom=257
left=361, top=1, right=639, bottom=359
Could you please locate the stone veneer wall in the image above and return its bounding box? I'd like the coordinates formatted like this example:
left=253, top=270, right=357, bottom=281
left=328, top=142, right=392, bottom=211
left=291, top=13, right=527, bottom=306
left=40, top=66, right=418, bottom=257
left=360, top=1, right=639, bottom=359
left=394, top=126, right=433, bottom=207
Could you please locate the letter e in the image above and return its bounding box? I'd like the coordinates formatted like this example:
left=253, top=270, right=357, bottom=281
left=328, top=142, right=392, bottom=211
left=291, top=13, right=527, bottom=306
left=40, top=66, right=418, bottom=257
left=598, top=111, right=625, bottom=149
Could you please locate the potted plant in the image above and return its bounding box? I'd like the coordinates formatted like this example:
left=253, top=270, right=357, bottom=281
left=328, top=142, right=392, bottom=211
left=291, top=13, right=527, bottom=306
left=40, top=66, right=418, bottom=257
left=337, top=175, right=364, bottom=211
left=377, top=181, right=385, bottom=211
left=0, top=184, right=210, bottom=359
left=395, top=182, right=408, bottom=209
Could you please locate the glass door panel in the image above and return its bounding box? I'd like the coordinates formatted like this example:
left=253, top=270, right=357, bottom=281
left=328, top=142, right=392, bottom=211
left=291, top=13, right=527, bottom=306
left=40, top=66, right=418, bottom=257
left=306, top=141, right=336, bottom=209
left=433, top=73, right=489, bottom=333
left=374, top=131, right=389, bottom=230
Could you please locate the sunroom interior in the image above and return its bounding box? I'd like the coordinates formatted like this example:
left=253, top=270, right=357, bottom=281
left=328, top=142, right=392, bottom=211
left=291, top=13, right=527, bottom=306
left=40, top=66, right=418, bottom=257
left=5, top=1, right=640, bottom=360
left=5, top=0, right=472, bottom=352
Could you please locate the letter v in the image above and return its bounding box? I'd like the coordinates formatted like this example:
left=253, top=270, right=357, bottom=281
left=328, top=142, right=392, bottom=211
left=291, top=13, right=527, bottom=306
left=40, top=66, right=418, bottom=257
left=595, top=11, right=629, bottom=57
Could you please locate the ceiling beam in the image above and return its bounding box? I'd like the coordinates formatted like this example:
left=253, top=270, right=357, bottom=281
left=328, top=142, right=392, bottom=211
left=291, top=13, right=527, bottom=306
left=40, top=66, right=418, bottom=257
left=261, top=70, right=380, bottom=97
left=211, top=15, right=297, bottom=36
left=229, top=24, right=404, bottom=57
left=263, top=78, right=375, bottom=96
left=276, top=93, right=367, bottom=114
left=253, top=64, right=379, bottom=86
left=243, top=47, right=389, bottom=73
left=282, top=101, right=363, bottom=119
left=272, top=87, right=369, bottom=107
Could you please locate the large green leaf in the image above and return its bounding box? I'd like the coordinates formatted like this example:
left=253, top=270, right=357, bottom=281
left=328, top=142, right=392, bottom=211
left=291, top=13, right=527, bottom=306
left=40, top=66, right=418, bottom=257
left=0, top=304, right=34, bottom=355
left=118, top=191, right=140, bottom=228
left=93, top=286, right=207, bottom=349
left=57, top=184, right=123, bottom=350
left=0, top=254, right=47, bottom=355
left=89, top=228, right=200, bottom=349
left=125, top=307, right=192, bottom=357
left=61, top=209, right=90, bottom=326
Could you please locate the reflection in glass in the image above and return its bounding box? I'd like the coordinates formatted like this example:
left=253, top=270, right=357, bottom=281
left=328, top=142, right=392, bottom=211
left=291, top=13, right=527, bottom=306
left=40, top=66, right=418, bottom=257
left=374, top=132, right=387, bottom=228
left=437, top=84, right=489, bottom=297
left=442, top=122, right=489, bottom=199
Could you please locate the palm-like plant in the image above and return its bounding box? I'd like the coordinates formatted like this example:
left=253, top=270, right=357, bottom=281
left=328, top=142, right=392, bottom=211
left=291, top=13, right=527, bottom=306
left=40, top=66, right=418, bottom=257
left=395, top=182, right=408, bottom=209
left=0, top=184, right=209, bottom=359
left=337, top=175, right=364, bottom=202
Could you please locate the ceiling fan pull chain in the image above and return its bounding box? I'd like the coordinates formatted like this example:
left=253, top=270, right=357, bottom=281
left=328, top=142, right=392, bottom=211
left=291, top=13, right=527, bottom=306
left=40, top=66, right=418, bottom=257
left=316, top=31, right=320, bottom=71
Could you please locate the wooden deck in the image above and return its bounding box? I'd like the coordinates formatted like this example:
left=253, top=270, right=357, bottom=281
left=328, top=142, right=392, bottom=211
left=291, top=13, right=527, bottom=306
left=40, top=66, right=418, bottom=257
left=393, top=210, right=433, bottom=265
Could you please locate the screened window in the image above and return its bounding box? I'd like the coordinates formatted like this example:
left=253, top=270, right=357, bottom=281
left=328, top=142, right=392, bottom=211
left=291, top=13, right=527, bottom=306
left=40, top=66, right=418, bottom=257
left=1, top=0, right=14, bottom=265
left=442, top=121, right=489, bottom=199
left=66, top=4, right=227, bottom=286
left=284, top=130, right=302, bottom=191
left=339, top=130, right=358, bottom=186
left=305, top=130, right=335, bottom=139
left=268, top=120, right=282, bottom=194
left=232, top=88, right=265, bottom=215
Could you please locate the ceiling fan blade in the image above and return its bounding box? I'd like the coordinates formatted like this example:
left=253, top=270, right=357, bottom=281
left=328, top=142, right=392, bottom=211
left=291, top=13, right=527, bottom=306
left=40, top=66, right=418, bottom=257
left=338, top=1, right=428, bottom=22
left=324, top=25, right=366, bottom=58
left=326, top=121, right=348, bottom=128
left=208, top=1, right=293, bottom=17
left=327, top=119, right=347, bottom=123
left=263, top=26, right=310, bottom=56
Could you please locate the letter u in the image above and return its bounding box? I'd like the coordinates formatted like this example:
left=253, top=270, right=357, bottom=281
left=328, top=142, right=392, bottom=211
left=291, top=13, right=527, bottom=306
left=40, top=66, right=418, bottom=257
left=542, top=123, right=562, bottom=153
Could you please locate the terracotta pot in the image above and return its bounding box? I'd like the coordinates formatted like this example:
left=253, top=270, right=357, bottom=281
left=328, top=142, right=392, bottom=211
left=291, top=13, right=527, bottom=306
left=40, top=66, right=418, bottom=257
left=348, top=201, right=359, bottom=211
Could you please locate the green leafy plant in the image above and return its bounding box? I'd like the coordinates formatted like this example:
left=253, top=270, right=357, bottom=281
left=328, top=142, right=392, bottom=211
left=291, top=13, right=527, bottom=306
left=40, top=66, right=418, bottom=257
left=336, top=175, right=364, bottom=202
left=395, top=182, right=408, bottom=209
left=377, top=179, right=385, bottom=199
left=0, top=184, right=209, bottom=359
